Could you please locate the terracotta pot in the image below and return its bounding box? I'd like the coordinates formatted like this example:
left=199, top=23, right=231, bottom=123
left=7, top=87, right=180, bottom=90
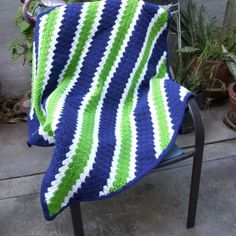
left=203, top=78, right=228, bottom=99
left=189, top=59, right=235, bottom=85
left=189, top=59, right=235, bottom=105
left=229, top=82, right=236, bottom=114
left=203, top=60, right=235, bottom=85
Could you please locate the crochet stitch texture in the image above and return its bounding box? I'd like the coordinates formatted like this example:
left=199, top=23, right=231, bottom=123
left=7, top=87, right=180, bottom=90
left=28, top=0, right=193, bottom=220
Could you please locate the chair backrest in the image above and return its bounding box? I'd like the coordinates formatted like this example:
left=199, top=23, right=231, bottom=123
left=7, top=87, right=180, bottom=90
left=158, top=0, right=182, bottom=51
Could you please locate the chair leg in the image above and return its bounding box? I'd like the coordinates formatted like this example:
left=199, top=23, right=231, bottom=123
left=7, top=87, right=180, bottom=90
left=187, top=98, right=204, bottom=228
left=70, top=202, right=85, bottom=236
left=186, top=150, right=203, bottom=228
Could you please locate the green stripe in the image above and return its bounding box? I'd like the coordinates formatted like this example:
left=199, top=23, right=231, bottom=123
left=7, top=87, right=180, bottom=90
left=111, top=11, right=168, bottom=192
left=33, top=9, right=60, bottom=127
left=47, top=0, right=140, bottom=217
left=42, top=3, right=99, bottom=137
left=151, top=59, right=170, bottom=150
left=30, top=44, right=36, bottom=116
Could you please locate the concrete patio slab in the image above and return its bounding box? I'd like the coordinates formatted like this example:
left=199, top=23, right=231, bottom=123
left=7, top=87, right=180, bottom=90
left=0, top=174, right=42, bottom=200
left=1, top=152, right=235, bottom=236
left=0, top=194, right=74, bottom=236
left=177, top=104, right=236, bottom=148
left=80, top=154, right=236, bottom=236
left=0, top=123, right=52, bottom=179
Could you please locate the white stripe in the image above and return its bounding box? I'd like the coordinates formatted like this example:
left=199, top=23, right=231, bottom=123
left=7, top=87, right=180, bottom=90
left=38, top=4, right=89, bottom=144
left=179, top=86, right=189, bottom=102
left=37, top=15, right=48, bottom=74
left=38, top=125, right=55, bottom=143
left=37, top=14, right=48, bottom=101
left=100, top=8, right=167, bottom=196
left=61, top=0, right=145, bottom=208
left=44, top=1, right=106, bottom=204
left=156, top=52, right=167, bottom=78
left=30, top=42, right=37, bottom=120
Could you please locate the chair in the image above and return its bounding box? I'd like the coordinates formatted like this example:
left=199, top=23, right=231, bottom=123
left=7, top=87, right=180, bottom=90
left=22, top=0, right=204, bottom=235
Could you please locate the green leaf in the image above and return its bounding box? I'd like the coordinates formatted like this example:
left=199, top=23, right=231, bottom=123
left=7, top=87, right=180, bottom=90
left=222, top=45, right=236, bottom=63
left=25, top=48, right=32, bottom=64
left=177, top=46, right=200, bottom=53
left=222, top=45, right=236, bottom=79
left=11, top=48, right=19, bottom=61
left=18, top=21, right=31, bottom=33
left=226, top=61, right=236, bottom=79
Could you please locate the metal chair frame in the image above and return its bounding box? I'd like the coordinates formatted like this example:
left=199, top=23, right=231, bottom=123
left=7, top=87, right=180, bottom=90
left=70, top=97, right=204, bottom=236
left=21, top=0, right=205, bottom=235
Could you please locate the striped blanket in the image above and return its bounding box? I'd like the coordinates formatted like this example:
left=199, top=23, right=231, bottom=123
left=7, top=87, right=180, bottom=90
left=28, top=0, right=192, bottom=220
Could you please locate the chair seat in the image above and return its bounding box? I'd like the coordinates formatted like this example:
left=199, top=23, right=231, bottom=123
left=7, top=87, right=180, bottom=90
left=161, top=144, right=184, bottom=163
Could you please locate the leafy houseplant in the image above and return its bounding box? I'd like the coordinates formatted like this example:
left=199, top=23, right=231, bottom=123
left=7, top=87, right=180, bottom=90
left=10, top=0, right=94, bottom=65
left=172, top=0, right=236, bottom=105
left=10, top=0, right=40, bottom=65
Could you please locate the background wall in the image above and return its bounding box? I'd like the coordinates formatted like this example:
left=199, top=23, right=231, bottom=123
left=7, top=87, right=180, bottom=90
left=0, top=0, right=31, bottom=101
left=182, top=0, right=228, bottom=23
left=0, top=0, right=230, bottom=100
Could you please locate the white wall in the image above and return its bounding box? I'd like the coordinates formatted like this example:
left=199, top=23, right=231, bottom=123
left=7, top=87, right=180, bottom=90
left=189, top=0, right=228, bottom=24
left=0, top=0, right=31, bottom=101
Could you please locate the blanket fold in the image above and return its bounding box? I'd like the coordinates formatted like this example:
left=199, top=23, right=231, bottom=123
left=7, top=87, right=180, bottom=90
left=28, top=0, right=193, bottom=220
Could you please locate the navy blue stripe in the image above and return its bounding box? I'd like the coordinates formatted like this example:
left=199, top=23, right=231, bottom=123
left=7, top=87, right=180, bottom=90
left=41, top=0, right=122, bottom=202
left=73, top=4, right=161, bottom=200
left=41, top=4, right=83, bottom=103
left=165, top=80, right=186, bottom=131
left=33, top=20, right=39, bottom=73
left=134, top=26, right=169, bottom=175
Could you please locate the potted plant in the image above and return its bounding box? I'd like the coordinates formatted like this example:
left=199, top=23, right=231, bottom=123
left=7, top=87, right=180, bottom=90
left=223, top=47, right=236, bottom=130
left=10, top=0, right=91, bottom=65
left=172, top=0, right=236, bottom=107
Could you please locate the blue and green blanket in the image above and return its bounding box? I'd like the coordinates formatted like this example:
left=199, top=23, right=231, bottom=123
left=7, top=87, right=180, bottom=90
left=27, top=0, right=192, bottom=220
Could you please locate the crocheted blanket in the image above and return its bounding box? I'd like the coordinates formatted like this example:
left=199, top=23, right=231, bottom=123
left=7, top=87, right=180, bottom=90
left=28, top=0, right=193, bottom=220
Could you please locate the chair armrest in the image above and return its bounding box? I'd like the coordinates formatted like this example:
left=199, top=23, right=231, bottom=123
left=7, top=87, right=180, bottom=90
left=187, top=97, right=205, bottom=153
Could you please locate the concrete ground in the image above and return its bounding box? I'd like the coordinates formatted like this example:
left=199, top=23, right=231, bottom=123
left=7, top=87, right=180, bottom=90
left=0, top=104, right=236, bottom=236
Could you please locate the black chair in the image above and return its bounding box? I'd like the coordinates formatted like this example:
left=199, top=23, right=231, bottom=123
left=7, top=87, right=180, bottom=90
left=22, top=0, right=205, bottom=235
left=70, top=97, right=204, bottom=236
